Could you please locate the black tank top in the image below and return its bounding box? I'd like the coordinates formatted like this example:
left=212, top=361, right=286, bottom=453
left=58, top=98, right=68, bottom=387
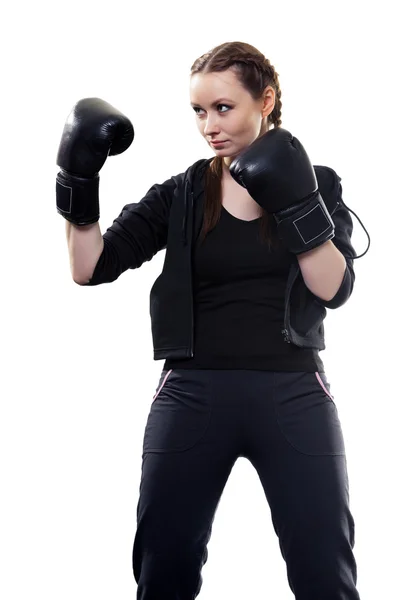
left=164, top=205, right=324, bottom=372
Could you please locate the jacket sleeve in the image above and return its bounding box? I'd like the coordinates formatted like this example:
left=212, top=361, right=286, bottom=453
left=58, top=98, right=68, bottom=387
left=312, top=166, right=357, bottom=309
left=81, top=173, right=183, bottom=286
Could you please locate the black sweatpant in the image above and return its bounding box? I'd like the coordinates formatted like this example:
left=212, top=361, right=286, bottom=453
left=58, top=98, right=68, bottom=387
left=132, top=368, right=360, bottom=599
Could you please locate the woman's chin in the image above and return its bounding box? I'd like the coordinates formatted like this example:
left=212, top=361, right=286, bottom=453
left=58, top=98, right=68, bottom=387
left=212, top=146, right=235, bottom=157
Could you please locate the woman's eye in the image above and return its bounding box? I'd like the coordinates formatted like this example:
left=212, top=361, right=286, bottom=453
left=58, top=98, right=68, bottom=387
left=193, top=104, right=232, bottom=115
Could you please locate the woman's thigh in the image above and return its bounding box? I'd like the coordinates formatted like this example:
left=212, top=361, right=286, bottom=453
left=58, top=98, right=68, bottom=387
left=133, top=369, right=242, bottom=571
left=243, top=370, right=358, bottom=596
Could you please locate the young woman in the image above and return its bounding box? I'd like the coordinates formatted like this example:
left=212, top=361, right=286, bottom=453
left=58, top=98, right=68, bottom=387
left=56, top=41, right=367, bottom=600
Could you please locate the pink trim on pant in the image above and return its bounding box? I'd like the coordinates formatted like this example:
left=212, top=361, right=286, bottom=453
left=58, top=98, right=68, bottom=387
left=315, top=371, right=334, bottom=401
left=152, top=369, right=174, bottom=401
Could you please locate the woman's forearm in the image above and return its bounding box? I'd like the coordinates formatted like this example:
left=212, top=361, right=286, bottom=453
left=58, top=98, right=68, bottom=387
left=65, top=221, right=104, bottom=284
left=296, top=240, right=347, bottom=301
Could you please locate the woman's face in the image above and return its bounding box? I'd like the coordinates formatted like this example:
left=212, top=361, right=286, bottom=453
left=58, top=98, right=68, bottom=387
left=190, top=68, right=275, bottom=166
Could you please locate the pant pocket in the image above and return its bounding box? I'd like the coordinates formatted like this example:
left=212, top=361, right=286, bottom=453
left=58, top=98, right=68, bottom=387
left=152, top=369, right=174, bottom=402
left=143, top=369, right=212, bottom=454
left=272, top=372, right=346, bottom=456
left=315, top=371, right=335, bottom=403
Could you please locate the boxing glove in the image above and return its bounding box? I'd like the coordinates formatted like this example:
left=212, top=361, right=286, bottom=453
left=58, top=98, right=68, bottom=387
left=56, top=97, right=134, bottom=225
left=229, top=128, right=335, bottom=254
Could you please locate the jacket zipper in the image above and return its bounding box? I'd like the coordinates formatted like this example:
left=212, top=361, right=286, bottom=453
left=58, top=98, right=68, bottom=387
left=281, top=265, right=298, bottom=345
left=281, top=328, right=291, bottom=343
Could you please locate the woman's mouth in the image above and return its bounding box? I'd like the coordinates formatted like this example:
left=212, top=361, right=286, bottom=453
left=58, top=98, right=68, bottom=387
left=210, top=140, right=228, bottom=146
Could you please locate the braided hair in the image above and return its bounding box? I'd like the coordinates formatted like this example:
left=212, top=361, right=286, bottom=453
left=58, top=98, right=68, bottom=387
left=191, top=41, right=283, bottom=129
left=190, top=41, right=283, bottom=249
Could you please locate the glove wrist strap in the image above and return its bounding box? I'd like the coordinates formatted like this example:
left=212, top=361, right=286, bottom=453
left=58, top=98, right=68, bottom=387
left=56, top=170, right=100, bottom=225
left=274, top=192, right=335, bottom=254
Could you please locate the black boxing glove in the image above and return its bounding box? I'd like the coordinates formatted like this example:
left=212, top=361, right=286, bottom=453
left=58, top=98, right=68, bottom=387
left=56, top=98, right=134, bottom=225
left=229, top=128, right=335, bottom=254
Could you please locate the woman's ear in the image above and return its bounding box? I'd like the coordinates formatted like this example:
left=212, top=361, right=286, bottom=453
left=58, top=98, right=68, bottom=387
left=262, top=86, right=276, bottom=118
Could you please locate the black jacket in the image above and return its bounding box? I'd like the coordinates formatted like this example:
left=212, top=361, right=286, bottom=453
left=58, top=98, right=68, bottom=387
left=84, top=158, right=359, bottom=360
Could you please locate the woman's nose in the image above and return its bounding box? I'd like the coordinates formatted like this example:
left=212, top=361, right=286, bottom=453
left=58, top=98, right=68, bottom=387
left=203, top=115, right=220, bottom=136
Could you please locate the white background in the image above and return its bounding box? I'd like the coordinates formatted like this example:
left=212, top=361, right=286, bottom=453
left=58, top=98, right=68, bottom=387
left=1, top=1, right=395, bottom=598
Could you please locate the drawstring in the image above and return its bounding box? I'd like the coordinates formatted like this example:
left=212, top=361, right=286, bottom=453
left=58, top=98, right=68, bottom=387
left=181, top=159, right=210, bottom=246
left=340, top=199, right=371, bottom=259
left=182, top=180, right=191, bottom=246
left=182, top=195, right=187, bottom=245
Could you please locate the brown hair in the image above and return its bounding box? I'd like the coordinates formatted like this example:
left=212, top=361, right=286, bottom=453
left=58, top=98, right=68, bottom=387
left=191, top=41, right=283, bottom=250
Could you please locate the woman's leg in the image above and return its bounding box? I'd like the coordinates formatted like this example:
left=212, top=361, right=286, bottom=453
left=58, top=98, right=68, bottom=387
left=243, top=370, right=360, bottom=600
left=132, top=369, right=242, bottom=599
